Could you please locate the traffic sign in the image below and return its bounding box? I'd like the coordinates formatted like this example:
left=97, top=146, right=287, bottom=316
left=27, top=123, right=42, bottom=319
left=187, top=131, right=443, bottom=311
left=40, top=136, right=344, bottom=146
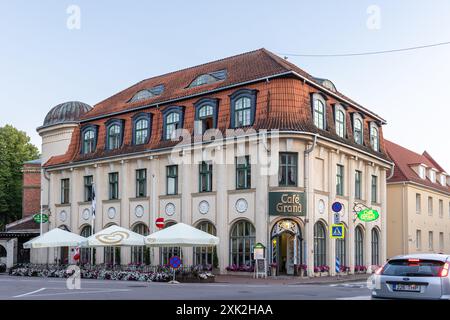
left=33, top=213, right=48, bottom=224
left=332, top=202, right=342, bottom=213
left=155, top=217, right=165, bottom=229
left=335, top=257, right=341, bottom=273
left=169, top=256, right=182, bottom=269
left=330, top=224, right=345, bottom=239
left=333, top=212, right=340, bottom=224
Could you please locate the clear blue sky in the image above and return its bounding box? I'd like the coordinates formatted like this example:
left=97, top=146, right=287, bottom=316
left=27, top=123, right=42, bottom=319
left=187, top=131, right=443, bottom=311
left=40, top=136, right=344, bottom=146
left=1, top=0, right=449, bottom=170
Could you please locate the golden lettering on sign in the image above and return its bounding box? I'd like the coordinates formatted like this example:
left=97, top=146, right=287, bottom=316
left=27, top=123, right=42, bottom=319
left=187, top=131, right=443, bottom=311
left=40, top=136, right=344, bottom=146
left=276, top=193, right=303, bottom=213
left=96, top=231, right=130, bottom=244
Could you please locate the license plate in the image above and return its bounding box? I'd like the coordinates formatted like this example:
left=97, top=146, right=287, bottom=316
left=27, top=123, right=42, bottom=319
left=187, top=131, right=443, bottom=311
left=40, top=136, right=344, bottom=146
left=393, top=283, right=421, bottom=292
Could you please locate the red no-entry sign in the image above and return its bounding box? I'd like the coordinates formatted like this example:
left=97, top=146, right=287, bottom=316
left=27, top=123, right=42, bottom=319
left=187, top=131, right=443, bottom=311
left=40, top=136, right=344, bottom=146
left=155, top=217, right=165, bottom=229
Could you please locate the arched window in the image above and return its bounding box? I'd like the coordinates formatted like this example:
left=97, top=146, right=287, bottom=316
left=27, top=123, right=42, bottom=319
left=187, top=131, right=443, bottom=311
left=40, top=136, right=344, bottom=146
left=230, top=220, right=255, bottom=267
left=106, top=120, right=123, bottom=150
left=131, top=223, right=150, bottom=265
left=354, top=118, right=363, bottom=144
left=160, top=221, right=181, bottom=265
left=83, top=130, right=95, bottom=154
left=371, top=228, right=380, bottom=266
left=132, top=113, right=152, bottom=145
left=355, top=226, right=364, bottom=266
left=230, top=89, right=257, bottom=128
left=194, top=221, right=217, bottom=267
left=80, top=226, right=92, bottom=265
left=314, top=99, right=325, bottom=130
left=163, top=107, right=184, bottom=141
left=195, top=103, right=215, bottom=135
left=188, top=70, right=227, bottom=88
left=370, top=124, right=379, bottom=151
left=314, top=221, right=327, bottom=267
left=335, top=226, right=346, bottom=267
left=335, top=110, right=345, bottom=138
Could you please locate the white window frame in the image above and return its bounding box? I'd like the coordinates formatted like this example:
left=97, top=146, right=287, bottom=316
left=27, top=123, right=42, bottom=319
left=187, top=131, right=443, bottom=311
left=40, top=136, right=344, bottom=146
left=416, top=230, right=421, bottom=250
left=415, top=193, right=421, bottom=214
left=334, top=104, right=346, bottom=138
left=353, top=113, right=364, bottom=145
left=369, top=122, right=379, bottom=151
left=312, top=93, right=326, bottom=130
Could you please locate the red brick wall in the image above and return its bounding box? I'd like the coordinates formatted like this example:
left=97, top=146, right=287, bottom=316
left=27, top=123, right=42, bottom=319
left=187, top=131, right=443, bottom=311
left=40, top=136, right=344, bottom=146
left=22, top=163, right=41, bottom=218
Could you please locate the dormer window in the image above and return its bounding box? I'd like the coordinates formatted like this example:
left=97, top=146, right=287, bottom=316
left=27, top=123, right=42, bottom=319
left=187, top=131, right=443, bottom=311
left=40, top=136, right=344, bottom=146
left=353, top=113, right=363, bottom=145
left=188, top=70, right=227, bottom=88
left=230, top=89, right=257, bottom=128
left=162, top=106, right=184, bottom=140
left=334, top=104, right=346, bottom=138
left=132, top=113, right=152, bottom=145
left=440, top=174, right=447, bottom=186
left=370, top=122, right=379, bottom=151
left=419, top=166, right=426, bottom=179
left=194, top=98, right=219, bottom=135
left=312, top=94, right=326, bottom=130
left=81, top=125, right=98, bottom=154
left=128, top=85, right=164, bottom=103
left=429, top=170, right=436, bottom=183
left=105, top=119, right=124, bottom=150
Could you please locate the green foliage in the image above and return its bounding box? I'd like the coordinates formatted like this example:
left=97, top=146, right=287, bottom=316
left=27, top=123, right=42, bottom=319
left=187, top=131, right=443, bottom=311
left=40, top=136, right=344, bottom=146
left=0, top=125, right=40, bottom=229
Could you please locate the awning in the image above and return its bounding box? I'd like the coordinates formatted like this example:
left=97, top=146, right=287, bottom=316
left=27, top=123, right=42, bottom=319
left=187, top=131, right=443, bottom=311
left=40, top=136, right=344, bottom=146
left=145, top=223, right=219, bottom=247
left=81, top=225, right=145, bottom=247
left=23, top=228, right=86, bottom=249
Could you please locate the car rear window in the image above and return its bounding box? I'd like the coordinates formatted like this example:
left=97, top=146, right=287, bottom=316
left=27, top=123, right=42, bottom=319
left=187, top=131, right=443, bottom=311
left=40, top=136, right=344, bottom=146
left=382, top=259, right=444, bottom=277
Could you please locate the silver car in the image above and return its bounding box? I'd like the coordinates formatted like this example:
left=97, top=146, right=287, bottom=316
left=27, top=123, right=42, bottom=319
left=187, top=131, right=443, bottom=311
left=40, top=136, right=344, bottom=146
left=371, top=254, right=450, bottom=300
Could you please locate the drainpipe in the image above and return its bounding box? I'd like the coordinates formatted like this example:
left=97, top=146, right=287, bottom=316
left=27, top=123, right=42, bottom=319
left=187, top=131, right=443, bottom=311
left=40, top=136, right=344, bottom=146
left=304, top=134, right=318, bottom=276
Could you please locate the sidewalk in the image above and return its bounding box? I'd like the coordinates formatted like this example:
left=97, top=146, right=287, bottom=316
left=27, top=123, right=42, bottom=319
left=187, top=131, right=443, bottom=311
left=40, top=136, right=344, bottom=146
left=215, top=273, right=370, bottom=285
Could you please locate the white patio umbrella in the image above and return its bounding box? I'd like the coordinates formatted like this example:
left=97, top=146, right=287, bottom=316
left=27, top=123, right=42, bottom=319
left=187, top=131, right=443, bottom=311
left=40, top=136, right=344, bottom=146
left=81, top=225, right=145, bottom=247
left=145, top=223, right=219, bottom=247
left=23, top=228, right=86, bottom=249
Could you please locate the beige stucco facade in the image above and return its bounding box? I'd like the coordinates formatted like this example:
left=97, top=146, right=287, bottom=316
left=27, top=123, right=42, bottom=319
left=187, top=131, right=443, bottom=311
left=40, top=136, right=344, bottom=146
left=35, top=123, right=390, bottom=276
left=387, top=182, right=450, bottom=258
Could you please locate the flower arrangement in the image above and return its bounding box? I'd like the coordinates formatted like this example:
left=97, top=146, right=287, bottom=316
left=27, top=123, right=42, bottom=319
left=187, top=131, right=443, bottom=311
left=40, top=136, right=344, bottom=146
left=226, top=264, right=254, bottom=272
left=8, top=263, right=213, bottom=282
left=339, top=265, right=350, bottom=273
left=354, top=265, right=367, bottom=273
left=314, top=265, right=330, bottom=273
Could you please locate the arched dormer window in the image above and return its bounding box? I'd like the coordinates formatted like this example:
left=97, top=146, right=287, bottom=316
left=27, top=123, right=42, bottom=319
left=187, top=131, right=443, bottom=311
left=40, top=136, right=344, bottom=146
left=230, top=89, right=257, bottom=128
left=128, top=85, right=164, bottom=103
left=194, top=98, right=219, bottom=135
left=334, top=104, right=346, bottom=138
left=132, top=113, right=152, bottom=145
left=105, top=119, right=124, bottom=150
left=370, top=122, right=380, bottom=151
left=353, top=113, right=364, bottom=145
left=162, top=106, right=184, bottom=140
left=80, top=125, right=98, bottom=154
left=312, top=93, right=327, bottom=130
left=188, top=70, right=227, bottom=88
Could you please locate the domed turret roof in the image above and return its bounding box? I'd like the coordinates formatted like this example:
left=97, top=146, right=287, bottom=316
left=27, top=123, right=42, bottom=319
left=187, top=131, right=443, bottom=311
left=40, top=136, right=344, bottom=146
left=42, top=101, right=92, bottom=128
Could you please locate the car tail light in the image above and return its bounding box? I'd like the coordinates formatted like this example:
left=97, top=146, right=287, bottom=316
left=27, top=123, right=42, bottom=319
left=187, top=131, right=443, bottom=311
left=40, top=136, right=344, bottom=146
left=408, top=258, right=420, bottom=262
left=375, top=264, right=386, bottom=275
left=439, top=262, right=449, bottom=277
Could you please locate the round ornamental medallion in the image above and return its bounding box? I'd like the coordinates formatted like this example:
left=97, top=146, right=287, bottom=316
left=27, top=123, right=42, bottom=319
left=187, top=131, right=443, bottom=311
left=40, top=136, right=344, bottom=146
left=82, top=209, right=91, bottom=221
left=135, top=205, right=144, bottom=218
left=59, top=210, right=67, bottom=222
left=107, top=207, right=116, bottom=219
left=318, top=200, right=325, bottom=214
left=165, top=203, right=176, bottom=216
left=235, top=198, right=248, bottom=213
left=198, top=201, right=210, bottom=215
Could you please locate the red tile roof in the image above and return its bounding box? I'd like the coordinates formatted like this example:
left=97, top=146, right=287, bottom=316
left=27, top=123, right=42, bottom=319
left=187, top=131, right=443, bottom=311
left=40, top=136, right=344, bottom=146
left=385, top=139, right=449, bottom=194
left=44, top=49, right=390, bottom=167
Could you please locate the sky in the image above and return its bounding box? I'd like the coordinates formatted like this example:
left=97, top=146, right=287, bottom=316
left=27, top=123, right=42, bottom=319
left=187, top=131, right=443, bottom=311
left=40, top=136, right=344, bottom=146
left=0, top=0, right=449, bottom=170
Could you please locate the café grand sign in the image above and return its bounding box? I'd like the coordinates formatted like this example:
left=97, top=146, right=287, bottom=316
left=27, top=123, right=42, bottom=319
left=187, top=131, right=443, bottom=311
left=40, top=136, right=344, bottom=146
left=268, top=192, right=306, bottom=216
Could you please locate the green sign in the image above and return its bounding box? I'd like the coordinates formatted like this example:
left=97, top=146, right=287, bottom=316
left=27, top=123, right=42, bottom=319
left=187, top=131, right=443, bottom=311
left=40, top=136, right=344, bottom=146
left=34, top=213, right=49, bottom=223
left=357, top=209, right=379, bottom=222
left=268, top=192, right=306, bottom=216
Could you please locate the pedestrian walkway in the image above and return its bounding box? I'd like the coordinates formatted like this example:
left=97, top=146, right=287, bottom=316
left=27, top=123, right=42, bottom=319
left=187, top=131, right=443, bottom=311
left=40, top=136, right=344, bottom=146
left=215, top=273, right=370, bottom=285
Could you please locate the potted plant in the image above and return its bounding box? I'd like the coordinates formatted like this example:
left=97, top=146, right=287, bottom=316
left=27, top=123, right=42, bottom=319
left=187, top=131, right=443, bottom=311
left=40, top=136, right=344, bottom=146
left=339, top=265, right=350, bottom=275
left=313, top=266, right=321, bottom=277
left=320, top=265, right=330, bottom=276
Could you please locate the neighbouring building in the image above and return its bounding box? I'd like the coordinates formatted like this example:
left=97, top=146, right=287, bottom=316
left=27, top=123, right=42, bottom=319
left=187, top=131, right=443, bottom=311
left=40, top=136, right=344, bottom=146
left=0, top=159, right=41, bottom=269
left=34, top=49, right=392, bottom=276
left=385, top=140, right=450, bottom=258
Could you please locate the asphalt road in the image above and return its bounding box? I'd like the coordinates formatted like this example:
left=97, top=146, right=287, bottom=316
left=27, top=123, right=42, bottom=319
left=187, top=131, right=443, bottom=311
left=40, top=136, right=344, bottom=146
left=0, top=275, right=371, bottom=300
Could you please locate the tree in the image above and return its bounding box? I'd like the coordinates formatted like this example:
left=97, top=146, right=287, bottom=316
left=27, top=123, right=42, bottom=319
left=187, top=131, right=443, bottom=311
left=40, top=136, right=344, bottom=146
left=0, top=125, right=40, bottom=229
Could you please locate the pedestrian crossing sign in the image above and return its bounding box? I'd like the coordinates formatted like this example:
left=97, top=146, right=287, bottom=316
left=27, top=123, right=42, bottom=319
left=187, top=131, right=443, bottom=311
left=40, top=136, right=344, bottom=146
left=330, top=224, right=345, bottom=239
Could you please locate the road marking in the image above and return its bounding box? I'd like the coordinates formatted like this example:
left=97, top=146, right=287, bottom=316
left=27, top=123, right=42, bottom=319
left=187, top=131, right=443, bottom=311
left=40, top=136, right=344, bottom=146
left=13, top=288, right=46, bottom=298
left=24, top=289, right=131, bottom=298
left=336, top=295, right=371, bottom=300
